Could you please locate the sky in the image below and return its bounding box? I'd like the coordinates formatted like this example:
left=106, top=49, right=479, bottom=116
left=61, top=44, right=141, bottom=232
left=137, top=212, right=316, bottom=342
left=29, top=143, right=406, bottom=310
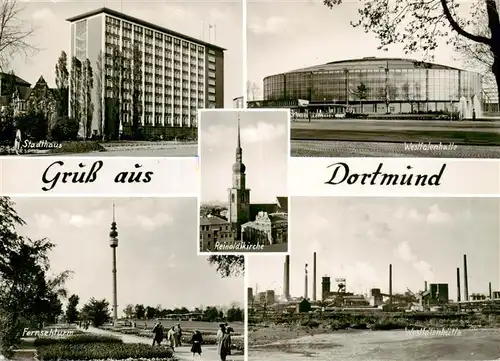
left=248, top=197, right=500, bottom=302
left=9, top=0, right=243, bottom=107
left=199, top=110, right=288, bottom=204
left=247, top=0, right=480, bottom=99
left=11, top=197, right=244, bottom=314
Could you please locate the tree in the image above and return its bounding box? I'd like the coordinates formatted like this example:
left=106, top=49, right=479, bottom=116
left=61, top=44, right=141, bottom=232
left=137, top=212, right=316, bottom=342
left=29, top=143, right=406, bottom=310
left=323, top=0, right=500, bottom=101
left=351, top=82, right=368, bottom=112
left=0, top=197, right=71, bottom=356
left=49, top=116, right=79, bottom=142
left=207, top=256, right=245, bottom=278
left=246, top=81, right=260, bottom=101
left=65, top=294, right=79, bottom=324
left=105, top=47, right=123, bottom=140
left=145, top=306, right=156, bottom=319
left=70, top=57, right=82, bottom=131
left=80, top=298, right=110, bottom=327
left=203, top=307, right=219, bottom=322
left=123, top=304, right=134, bottom=319
left=0, top=0, right=39, bottom=71
left=55, top=51, right=69, bottom=118
left=82, top=58, right=94, bottom=139
left=226, top=307, right=243, bottom=322
left=134, top=304, right=146, bottom=319
left=95, top=51, right=104, bottom=138
left=131, top=45, right=142, bottom=140
left=454, top=3, right=496, bottom=87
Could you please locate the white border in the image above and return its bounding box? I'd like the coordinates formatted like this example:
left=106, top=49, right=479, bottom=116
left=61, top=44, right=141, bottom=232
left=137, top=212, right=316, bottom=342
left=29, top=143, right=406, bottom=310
left=244, top=255, right=249, bottom=360
left=0, top=156, right=199, bottom=196
left=196, top=108, right=291, bottom=256
left=242, top=0, right=248, bottom=109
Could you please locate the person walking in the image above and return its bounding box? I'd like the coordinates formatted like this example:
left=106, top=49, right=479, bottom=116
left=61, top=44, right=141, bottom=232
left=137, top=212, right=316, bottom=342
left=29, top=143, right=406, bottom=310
left=216, top=323, right=226, bottom=360
left=174, top=322, right=182, bottom=347
left=152, top=321, right=164, bottom=347
left=220, top=327, right=233, bottom=361
left=167, top=326, right=176, bottom=351
left=190, top=330, right=203, bottom=360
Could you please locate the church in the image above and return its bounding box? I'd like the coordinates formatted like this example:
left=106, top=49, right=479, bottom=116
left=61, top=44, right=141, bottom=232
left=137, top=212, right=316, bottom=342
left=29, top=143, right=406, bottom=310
left=226, top=114, right=288, bottom=248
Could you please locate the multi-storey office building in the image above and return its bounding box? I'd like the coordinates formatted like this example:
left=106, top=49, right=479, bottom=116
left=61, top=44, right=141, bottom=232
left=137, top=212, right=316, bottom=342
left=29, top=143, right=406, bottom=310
left=67, top=8, right=224, bottom=138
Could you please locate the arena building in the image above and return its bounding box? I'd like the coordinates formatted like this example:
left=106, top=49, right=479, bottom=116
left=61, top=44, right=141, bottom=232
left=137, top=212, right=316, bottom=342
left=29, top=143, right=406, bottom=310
left=255, top=57, right=483, bottom=116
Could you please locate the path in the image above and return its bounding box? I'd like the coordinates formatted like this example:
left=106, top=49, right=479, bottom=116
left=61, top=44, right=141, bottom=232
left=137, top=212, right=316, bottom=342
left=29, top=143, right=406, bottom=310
left=82, top=326, right=243, bottom=361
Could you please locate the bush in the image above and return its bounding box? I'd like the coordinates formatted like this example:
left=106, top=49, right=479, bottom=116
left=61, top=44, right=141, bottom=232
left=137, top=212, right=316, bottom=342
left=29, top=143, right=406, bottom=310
left=36, top=343, right=174, bottom=360
left=180, top=334, right=244, bottom=351
left=15, top=112, right=48, bottom=141
left=301, top=319, right=320, bottom=328
left=34, top=334, right=122, bottom=347
left=48, top=141, right=106, bottom=154
left=50, top=116, right=79, bottom=141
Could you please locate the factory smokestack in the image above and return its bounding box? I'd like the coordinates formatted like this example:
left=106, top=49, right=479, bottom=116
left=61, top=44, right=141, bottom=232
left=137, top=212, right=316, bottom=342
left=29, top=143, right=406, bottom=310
left=463, top=254, right=469, bottom=301
left=424, top=281, right=427, bottom=292
left=284, top=255, right=290, bottom=301
left=389, top=264, right=393, bottom=311
left=304, top=263, right=308, bottom=300
left=456, top=268, right=461, bottom=302
left=313, top=252, right=317, bottom=301
left=489, top=282, right=492, bottom=299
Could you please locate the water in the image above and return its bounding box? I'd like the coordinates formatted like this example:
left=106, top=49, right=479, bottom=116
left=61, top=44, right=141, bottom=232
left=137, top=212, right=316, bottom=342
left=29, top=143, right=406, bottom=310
left=249, top=329, right=500, bottom=360
left=460, top=96, right=483, bottom=120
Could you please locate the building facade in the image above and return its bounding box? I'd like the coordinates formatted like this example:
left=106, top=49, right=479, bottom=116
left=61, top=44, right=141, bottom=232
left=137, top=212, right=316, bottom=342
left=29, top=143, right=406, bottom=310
left=67, top=7, right=224, bottom=138
left=241, top=211, right=288, bottom=246
left=199, top=215, right=234, bottom=251
left=262, top=57, right=482, bottom=114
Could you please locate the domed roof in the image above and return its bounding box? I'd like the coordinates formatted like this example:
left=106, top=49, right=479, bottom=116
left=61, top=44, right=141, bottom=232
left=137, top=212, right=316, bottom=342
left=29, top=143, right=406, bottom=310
left=233, top=162, right=246, bottom=173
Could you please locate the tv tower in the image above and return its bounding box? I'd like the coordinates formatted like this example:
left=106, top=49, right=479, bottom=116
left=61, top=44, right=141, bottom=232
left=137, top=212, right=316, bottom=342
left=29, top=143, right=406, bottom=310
left=109, top=202, right=119, bottom=321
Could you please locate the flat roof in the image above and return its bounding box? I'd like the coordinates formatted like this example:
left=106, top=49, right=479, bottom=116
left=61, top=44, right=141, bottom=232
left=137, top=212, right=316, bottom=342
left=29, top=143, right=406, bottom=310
left=66, top=7, right=226, bottom=51
left=200, top=215, right=230, bottom=226
left=264, top=57, right=479, bottom=79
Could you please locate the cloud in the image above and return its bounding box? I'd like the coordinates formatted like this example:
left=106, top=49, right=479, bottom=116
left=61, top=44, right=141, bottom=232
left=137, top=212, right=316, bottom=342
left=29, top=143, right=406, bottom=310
left=31, top=8, right=55, bottom=22
left=393, top=207, right=423, bottom=222
left=165, top=254, right=176, bottom=268
left=395, top=241, right=415, bottom=262
left=394, top=241, right=435, bottom=281
left=334, top=262, right=380, bottom=293
left=33, top=213, right=54, bottom=229
left=249, top=16, right=291, bottom=35
left=426, top=204, right=452, bottom=224
left=136, top=213, right=173, bottom=231
left=413, top=260, right=435, bottom=282
left=202, top=122, right=285, bottom=148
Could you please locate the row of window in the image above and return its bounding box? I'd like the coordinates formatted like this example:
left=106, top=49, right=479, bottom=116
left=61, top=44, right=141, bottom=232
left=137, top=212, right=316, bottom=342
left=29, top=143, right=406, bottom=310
left=105, top=16, right=206, bottom=54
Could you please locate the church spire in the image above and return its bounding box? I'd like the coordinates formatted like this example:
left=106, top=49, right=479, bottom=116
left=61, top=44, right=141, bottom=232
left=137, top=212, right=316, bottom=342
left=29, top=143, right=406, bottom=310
left=237, top=112, right=241, bottom=149
left=234, top=112, right=243, bottom=167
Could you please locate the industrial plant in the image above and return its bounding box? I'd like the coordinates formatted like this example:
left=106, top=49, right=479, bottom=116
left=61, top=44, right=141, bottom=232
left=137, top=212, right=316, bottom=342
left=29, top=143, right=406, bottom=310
left=248, top=253, right=500, bottom=315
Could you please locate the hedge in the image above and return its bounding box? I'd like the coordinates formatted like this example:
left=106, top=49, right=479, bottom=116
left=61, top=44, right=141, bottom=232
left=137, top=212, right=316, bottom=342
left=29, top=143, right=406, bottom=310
left=34, top=334, right=122, bottom=347
left=180, top=334, right=244, bottom=351
left=48, top=141, right=106, bottom=154
left=36, top=343, right=174, bottom=360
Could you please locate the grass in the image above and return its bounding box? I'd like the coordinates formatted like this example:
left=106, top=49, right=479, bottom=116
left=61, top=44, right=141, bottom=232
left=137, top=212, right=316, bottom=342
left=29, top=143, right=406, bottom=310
left=34, top=334, right=122, bottom=347
left=291, top=128, right=500, bottom=146
left=48, top=141, right=106, bottom=154
left=251, top=311, right=500, bottom=332
left=36, top=343, right=174, bottom=361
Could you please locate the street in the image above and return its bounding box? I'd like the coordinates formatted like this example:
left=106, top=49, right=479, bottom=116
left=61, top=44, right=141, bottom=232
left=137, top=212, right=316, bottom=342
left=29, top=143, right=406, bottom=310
left=291, top=118, right=500, bottom=157
left=82, top=326, right=244, bottom=361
